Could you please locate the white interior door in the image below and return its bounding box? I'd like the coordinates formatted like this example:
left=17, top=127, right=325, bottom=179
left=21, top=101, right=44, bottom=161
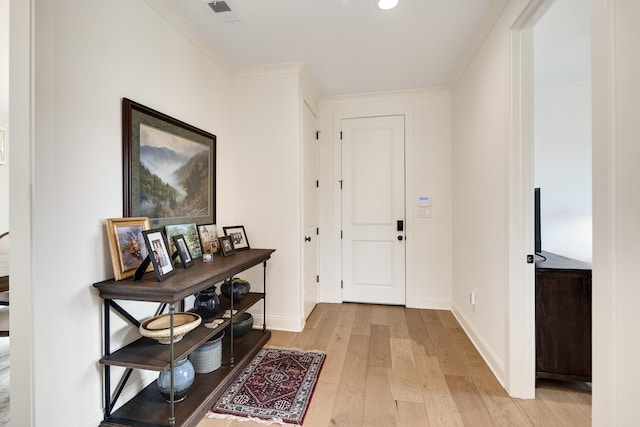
left=303, top=102, right=319, bottom=319
left=341, top=115, right=405, bottom=305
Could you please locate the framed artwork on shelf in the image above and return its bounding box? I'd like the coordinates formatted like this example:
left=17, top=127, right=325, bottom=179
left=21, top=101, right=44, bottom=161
left=197, top=224, right=218, bottom=262
left=105, top=217, right=152, bottom=281
left=219, top=235, right=236, bottom=257
left=122, top=98, right=216, bottom=229
left=223, top=225, right=250, bottom=251
left=165, top=223, right=202, bottom=259
left=142, top=229, right=175, bottom=281
left=171, top=234, right=193, bottom=268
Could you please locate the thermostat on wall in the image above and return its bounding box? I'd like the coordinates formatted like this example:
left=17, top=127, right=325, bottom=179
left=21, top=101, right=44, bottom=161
left=417, top=196, right=432, bottom=207
left=417, top=196, right=432, bottom=218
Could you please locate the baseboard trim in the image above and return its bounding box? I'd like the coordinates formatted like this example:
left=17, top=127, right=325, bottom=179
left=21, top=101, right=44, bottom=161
left=406, top=297, right=451, bottom=310
left=252, top=314, right=304, bottom=333
left=451, top=302, right=507, bottom=388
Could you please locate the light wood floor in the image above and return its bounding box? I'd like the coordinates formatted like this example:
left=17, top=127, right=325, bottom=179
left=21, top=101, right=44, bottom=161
left=198, top=303, right=591, bottom=427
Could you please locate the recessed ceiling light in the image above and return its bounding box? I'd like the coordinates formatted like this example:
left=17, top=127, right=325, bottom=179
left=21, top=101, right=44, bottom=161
left=377, top=0, right=398, bottom=10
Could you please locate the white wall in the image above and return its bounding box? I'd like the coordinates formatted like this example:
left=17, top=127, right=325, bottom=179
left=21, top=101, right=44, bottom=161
left=9, top=0, right=308, bottom=424
left=30, top=2, right=235, bottom=424
left=0, top=0, right=8, bottom=234
left=231, top=64, right=309, bottom=331
left=533, top=0, right=592, bottom=263
left=318, top=89, right=452, bottom=310
left=592, top=0, right=640, bottom=424
left=450, top=0, right=528, bottom=387
left=534, top=82, right=592, bottom=262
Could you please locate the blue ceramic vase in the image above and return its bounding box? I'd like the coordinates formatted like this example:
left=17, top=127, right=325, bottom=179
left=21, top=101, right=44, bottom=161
left=193, top=285, right=220, bottom=320
left=157, top=358, right=195, bottom=403
left=221, top=278, right=251, bottom=302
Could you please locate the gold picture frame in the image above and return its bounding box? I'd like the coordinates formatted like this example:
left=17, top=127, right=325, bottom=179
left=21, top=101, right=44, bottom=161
left=106, top=217, right=152, bottom=281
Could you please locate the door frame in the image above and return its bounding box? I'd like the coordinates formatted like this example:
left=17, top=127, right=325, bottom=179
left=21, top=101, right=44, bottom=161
left=302, top=100, right=319, bottom=320
left=508, top=0, right=556, bottom=399
left=339, top=115, right=406, bottom=305
left=328, top=106, right=415, bottom=306
left=9, top=0, right=36, bottom=424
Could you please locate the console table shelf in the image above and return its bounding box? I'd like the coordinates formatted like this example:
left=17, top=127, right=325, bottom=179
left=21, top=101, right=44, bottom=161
left=93, top=248, right=275, bottom=427
left=100, top=293, right=265, bottom=371
left=101, top=330, right=271, bottom=427
left=94, top=249, right=275, bottom=303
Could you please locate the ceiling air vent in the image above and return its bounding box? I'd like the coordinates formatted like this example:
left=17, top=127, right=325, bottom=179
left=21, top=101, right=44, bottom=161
left=206, top=1, right=240, bottom=23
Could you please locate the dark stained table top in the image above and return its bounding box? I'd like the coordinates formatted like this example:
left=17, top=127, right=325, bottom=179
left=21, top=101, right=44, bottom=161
left=535, top=251, right=591, bottom=271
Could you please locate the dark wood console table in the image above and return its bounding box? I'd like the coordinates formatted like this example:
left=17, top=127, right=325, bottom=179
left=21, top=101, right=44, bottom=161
left=93, top=248, right=275, bottom=427
left=535, top=251, right=592, bottom=383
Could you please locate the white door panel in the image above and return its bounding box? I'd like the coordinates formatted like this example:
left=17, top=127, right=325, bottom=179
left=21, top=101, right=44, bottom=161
left=353, top=241, right=393, bottom=285
left=342, top=115, right=405, bottom=305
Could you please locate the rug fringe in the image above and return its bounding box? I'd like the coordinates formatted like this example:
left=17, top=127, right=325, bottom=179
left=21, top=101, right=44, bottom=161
left=206, top=411, right=301, bottom=426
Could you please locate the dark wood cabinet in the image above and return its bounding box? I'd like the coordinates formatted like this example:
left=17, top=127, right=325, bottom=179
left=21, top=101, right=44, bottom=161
left=535, top=251, right=591, bottom=383
left=93, top=248, right=275, bottom=427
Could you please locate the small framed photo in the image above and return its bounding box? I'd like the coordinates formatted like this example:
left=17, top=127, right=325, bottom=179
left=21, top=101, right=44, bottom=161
left=105, top=217, right=153, bottom=281
left=197, top=224, right=218, bottom=262
left=142, top=229, right=175, bottom=281
left=223, top=225, right=250, bottom=251
left=219, top=235, right=236, bottom=257
left=171, top=234, right=193, bottom=268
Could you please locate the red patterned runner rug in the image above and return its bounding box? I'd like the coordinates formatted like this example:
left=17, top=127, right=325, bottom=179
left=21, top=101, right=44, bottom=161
left=208, top=347, right=326, bottom=425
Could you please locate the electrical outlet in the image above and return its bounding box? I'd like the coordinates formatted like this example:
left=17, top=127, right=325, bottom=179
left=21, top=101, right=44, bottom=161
left=470, top=290, right=476, bottom=306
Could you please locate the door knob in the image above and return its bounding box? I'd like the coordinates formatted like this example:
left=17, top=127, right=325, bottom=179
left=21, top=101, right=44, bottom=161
left=305, top=236, right=311, bottom=242
left=397, top=235, right=403, bottom=241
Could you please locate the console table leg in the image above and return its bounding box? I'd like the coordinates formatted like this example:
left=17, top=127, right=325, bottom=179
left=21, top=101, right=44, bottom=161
left=169, top=303, right=175, bottom=427
left=104, top=300, right=112, bottom=417
left=263, top=261, right=267, bottom=332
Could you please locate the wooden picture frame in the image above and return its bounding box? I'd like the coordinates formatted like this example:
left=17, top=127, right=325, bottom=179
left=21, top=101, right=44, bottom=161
left=122, top=98, right=216, bottom=229
left=223, top=225, right=250, bottom=251
left=219, top=235, right=236, bottom=257
left=142, top=228, right=175, bottom=281
left=171, top=234, right=194, bottom=268
left=105, top=217, right=152, bottom=281
left=197, top=224, right=218, bottom=262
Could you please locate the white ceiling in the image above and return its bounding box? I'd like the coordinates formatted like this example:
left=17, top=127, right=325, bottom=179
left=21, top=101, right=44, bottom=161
left=168, top=0, right=495, bottom=96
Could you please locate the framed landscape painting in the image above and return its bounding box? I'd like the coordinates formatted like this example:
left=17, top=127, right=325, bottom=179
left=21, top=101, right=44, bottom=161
left=122, top=98, right=216, bottom=229
left=165, top=223, right=202, bottom=259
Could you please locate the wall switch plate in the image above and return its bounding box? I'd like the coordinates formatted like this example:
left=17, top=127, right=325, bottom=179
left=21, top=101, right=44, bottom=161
left=417, top=207, right=431, bottom=218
